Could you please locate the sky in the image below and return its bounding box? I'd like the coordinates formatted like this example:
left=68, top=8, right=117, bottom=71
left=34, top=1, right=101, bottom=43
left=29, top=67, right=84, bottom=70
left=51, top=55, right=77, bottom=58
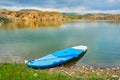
left=0, top=0, right=120, bottom=14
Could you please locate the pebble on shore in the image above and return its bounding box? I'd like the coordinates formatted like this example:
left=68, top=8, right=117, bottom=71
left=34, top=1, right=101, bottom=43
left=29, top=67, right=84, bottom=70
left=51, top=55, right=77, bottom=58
left=46, top=66, right=120, bottom=79
left=0, top=22, right=2, bottom=26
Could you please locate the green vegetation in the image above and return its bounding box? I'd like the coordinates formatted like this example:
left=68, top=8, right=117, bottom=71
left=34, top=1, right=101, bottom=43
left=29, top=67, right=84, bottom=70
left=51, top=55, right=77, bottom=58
left=0, top=17, right=9, bottom=23
left=62, top=13, right=83, bottom=19
left=0, top=63, right=76, bottom=80
left=0, top=63, right=110, bottom=80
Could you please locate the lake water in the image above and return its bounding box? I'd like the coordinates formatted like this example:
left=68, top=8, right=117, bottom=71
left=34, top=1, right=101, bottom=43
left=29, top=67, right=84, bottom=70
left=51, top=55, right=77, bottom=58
left=0, top=20, right=120, bottom=67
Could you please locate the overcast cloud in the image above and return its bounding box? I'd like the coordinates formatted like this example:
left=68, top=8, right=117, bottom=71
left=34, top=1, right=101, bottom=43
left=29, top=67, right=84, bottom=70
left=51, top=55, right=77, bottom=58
left=0, top=0, right=120, bottom=14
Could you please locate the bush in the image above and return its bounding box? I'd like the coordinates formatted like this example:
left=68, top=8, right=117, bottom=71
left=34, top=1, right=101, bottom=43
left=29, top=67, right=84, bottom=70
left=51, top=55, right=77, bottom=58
left=0, top=17, right=9, bottom=23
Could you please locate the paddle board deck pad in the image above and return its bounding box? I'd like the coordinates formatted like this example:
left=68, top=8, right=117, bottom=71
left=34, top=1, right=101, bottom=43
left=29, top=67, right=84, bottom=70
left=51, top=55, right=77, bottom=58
left=26, top=45, right=87, bottom=69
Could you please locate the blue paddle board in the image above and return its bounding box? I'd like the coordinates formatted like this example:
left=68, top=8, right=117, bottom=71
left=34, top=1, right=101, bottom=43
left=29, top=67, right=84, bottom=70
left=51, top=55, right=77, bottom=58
left=25, top=45, right=87, bottom=69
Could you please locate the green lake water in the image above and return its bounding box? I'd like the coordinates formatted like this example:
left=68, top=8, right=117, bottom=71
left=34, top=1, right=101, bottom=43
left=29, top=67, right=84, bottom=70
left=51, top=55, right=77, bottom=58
left=0, top=20, right=120, bottom=67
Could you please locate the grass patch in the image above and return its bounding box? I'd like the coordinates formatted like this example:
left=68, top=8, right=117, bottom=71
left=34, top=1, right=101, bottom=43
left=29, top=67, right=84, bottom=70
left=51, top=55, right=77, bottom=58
left=0, top=63, right=77, bottom=80
left=0, top=17, right=9, bottom=23
left=0, top=63, right=111, bottom=80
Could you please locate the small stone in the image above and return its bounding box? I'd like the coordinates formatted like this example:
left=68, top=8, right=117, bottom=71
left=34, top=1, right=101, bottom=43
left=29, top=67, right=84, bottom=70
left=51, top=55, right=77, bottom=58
left=80, top=70, right=83, bottom=73
left=69, top=73, right=72, bottom=76
left=118, top=78, right=120, bottom=80
left=100, top=70, right=103, bottom=72
left=106, top=72, right=109, bottom=75
left=112, top=68, right=116, bottom=70
left=112, top=75, right=118, bottom=78
left=33, top=73, right=38, bottom=77
left=90, top=66, right=93, bottom=69
left=106, top=68, right=110, bottom=70
left=116, top=67, right=120, bottom=70
left=96, top=72, right=100, bottom=75
left=65, top=71, right=68, bottom=74
left=71, top=72, right=74, bottom=74
left=82, top=66, right=85, bottom=69
left=92, top=70, right=95, bottom=72
left=49, top=69, right=53, bottom=72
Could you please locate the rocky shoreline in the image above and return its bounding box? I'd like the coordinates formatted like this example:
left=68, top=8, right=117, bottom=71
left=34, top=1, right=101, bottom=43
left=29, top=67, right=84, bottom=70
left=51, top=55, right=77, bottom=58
left=46, top=65, right=120, bottom=79
left=0, top=63, right=119, bottom=80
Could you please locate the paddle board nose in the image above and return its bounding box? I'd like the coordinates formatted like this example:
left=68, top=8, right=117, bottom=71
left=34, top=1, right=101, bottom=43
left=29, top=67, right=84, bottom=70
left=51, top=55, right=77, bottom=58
left=72, top=45, right=87, bottom=51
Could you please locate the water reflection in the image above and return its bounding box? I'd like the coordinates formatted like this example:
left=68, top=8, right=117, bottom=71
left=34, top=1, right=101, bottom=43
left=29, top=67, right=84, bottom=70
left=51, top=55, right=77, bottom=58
left=103, top=20, right=120, bottom=25
left=60, top=20, right=120, bottom=27
left=0, top=20, right=120, bottom=31
left=81, top=20, right=120, bottom=25
left=0, top=20, right=64, bottom=30
left=0, top=20, right=120, bottom=66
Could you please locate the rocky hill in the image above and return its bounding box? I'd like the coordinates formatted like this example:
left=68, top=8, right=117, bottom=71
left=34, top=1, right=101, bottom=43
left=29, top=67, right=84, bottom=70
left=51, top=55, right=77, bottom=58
left=0, top=9, right=68, bottom=22
left=63, top=13, right=120, bottom=20
left=81, top=14, right=120, bottom=20
left=19, top=9, right=41, bottom=12
left=1, top=9, right=120, bottom=22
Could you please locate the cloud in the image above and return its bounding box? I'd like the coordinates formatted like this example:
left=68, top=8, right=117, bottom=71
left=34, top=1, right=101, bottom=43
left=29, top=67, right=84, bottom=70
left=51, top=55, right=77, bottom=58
left=80, top=10, right=120, bottom=14
left=1, top=6, right=120, bottom=14
left=107, top=0, right=114, bottom=3
left=0, top=0, right=120, bottom=14
left=0, top=0, right=20, bottom=6
left=107, top=0, right=120, bottom=4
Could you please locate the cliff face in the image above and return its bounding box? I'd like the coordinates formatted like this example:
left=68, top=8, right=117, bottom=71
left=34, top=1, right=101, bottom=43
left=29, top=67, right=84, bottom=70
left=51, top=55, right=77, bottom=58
left=0, top=10, right=68, bottom=21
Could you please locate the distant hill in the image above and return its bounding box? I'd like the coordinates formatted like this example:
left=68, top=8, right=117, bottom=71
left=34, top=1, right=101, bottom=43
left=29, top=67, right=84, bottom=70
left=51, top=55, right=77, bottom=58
left=19, top=9, right=41, bottom=12
left=62, top=13, right=82, bottom=19
left=81, top=13, right=120, bottom=20
left=1, top=9, right=120, bottom=22
left=62, top=13, right=80, bottom=16
left=63, top=12, right=120, bottom=20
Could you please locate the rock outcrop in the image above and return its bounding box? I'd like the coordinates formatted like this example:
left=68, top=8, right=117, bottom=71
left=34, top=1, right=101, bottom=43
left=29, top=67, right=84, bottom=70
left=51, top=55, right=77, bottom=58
left=0, top=9, right=68, bottom=21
